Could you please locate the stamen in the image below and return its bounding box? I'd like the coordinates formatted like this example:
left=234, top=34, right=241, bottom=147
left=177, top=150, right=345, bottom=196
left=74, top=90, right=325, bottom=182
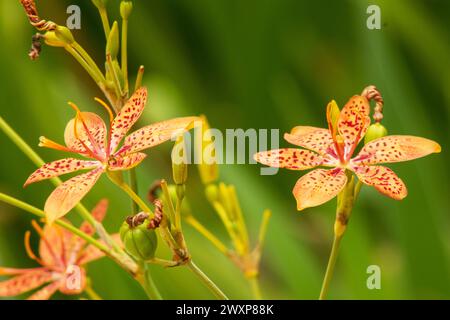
left=67, top=102, right=103, bottom=160
left=94, top=97, right=114, bottom=124
left=39, top=136, right=72, bottom=152
left=335, top=135, right=346, bottom=163
left=24, top=230, right=45, bottom=266
left=31, top=220, right=63, bottom=267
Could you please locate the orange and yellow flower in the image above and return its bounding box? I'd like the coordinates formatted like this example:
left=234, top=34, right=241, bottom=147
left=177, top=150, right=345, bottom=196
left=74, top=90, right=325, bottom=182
left=254, top=95, right=441, bottom=210
left=0, top=200, right=112, bottom=300
left=25, top=87, right=199, bottom=223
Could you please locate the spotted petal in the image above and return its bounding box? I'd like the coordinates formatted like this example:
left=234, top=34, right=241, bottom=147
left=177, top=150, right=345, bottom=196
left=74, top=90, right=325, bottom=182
left=338, top=95, right=371, bottom=160
left=24, top=158, right=101, bottom=186
left=108, top=152, right=147, bottom=171
left=109, top=87, right=148, bottom=153
left=254, top=148, right=324, bottom=170
left=351, top=135, right=441, bottom=165
left=352, top=165, right=407, bottom=200
left=293, top=168, right=347, bottom=211
left=44, top=168, right=104, bottom=224
left=0, top=270, right=53, bottom=297
left=80, top=199, right=109, bottom=235
left=118, top=116, right=200, bottom=155
left=64, top=112, right=107, bottom=159
left=284, top=126, right=335, bottom=156
left=39, top=223, right=73, bottom=268
left=27, top=281, right=61, bottom=300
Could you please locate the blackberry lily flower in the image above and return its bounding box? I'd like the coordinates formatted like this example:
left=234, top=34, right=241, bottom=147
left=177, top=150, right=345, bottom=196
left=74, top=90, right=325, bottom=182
left=254, top=95, right=441, bottom=210
left=0, top=200, right=112, bottom=300
left=25, top=87, right=199, bottom=223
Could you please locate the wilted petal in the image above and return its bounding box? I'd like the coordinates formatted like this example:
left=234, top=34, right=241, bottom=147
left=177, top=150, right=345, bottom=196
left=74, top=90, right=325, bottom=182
left=0, top=270, right=53, bottom=297
left=352, top=135, right=441, bottom=165
left=284, top=126, right=336, bottom=156
left=27, top=281, right=61, bottom=300
left=352, top=165, right=407, bottom=200
left=44, top=168, right=104, bottom=224
left=24, top=158, right=101, bottom=186
left=119, top=116, right=200, bottom=155
left=293, top=168, right=347, bottom=211
left=64, top=112, right=107, bottom=159
left=107, top=152, right=147, bottom=171
left=254, top=148, right=324, bottom=170
left=337, top=95, right=371, bottom=159
left=109, top=87, right=148, bottom=153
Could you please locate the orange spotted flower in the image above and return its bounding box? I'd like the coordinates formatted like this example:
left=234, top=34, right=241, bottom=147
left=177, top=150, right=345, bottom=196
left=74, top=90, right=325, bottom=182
left=254, top=95, right=441, bottom=210
left=0, top=200, right=111, bottom=300
left=25, top=87, right=198, bottom=223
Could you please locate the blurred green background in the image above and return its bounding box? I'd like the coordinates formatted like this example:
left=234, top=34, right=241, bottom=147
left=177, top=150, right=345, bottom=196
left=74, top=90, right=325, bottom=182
left=0, top=0, right=449, bottom=299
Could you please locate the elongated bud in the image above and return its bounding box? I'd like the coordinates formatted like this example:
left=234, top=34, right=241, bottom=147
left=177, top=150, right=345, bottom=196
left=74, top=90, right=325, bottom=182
left=54, top=26, right=74, bottom=45
left=172, top=135, right=188, bottom=185
left=120, top=212, right=158, bottom=261
left=106, top=21, right=119, bottom=60
left=205, top=184, right=219, bottom=203
left=364, top=123, right=388, bottom=144
left=196, top=116, right=218, bottom=185
left=120, top=1, right=133, bottom=20
left=92, top=0, right=108, bottom=9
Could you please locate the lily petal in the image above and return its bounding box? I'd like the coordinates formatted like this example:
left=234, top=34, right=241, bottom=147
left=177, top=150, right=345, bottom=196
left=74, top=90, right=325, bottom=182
left=24, top=159, right=101, bottom=186
left=337, top=95, right=371, bottom=159
left=64, top=112, right=107, bottom=159
left=293, top=168, right=347, bottom=210
left=109, top=87, right=148, bottom=154
left=352, top=135, right=441, bottom=165
left=79, top=199, right=109, bottom=235
left=44, top=168, right=104, bottom=224
left=27, top=281, right=61, bottom=300
left=0, top=267, right=47, bottom=276
left=77, top=234, right=121, bottom=265
left=39, top=223, right=72, bottom=268
left=352, top=165, right=407, bottom=200
left=119, top=116, right=199, bottom=155
left=0, top=270, right=53, bottom=297
left=254, top=148, right=324, bottom=170
left=107, top=152, right=147, bottom=171
left=284, top=126, right=336, bottom=156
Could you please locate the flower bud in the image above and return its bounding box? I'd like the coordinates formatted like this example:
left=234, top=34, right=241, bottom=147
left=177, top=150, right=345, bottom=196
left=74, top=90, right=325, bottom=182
left=196, top=115, right=218, bottom=185
left=120, top=1, right=133, bottom=20
left=364, top=123, right=388, bottom=144
left=120, top=213, right=158, bottom=261
left=54, top=26, right=75, bottom=45
left=106, top=21, right=119, bottom=60
left=172, top=135, right=188, bottom=185
left=205, top=184, right=219, bottom=203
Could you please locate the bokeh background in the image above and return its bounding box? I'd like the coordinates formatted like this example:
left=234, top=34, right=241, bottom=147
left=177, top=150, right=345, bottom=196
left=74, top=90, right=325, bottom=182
left=0, top=0, right=449, bottom=299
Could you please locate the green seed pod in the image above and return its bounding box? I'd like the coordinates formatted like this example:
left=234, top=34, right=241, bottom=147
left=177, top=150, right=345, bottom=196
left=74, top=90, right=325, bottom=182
left=120, top=214, right=158, bottom=261
left=364, top=123, right=388, bottom=144
left=106, top=21, right=119, bottom=60
left=43, top=31, right=66, bottom=47
left=54, top=26, right=75, bottom=45
left=120, top=1, right=133, bottom=19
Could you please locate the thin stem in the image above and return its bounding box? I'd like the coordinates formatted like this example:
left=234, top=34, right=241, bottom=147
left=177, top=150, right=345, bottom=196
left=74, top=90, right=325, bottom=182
left=185, top=215, right=228, bottom=255
left=248, top=276, right=262, bottom=300
left=85, top=281, right=102, bottom=300
left=128, top=169, right=139, bottom=214
left=186, top=260, right=228, bottom=300
left=319, top=234, right=343, bottom=300
left=98, top=8, right=111, bottom=38
left=72, top=41, right=106, bottom=83
left=0, top=192, right=109, bottom=254
left=137, top=262, right=163, bottom=300
left=116, top=180, right=153, bottom=214
left=65, top=45, right=103, bottom=85
left=121, top=18, right=129, bottom=94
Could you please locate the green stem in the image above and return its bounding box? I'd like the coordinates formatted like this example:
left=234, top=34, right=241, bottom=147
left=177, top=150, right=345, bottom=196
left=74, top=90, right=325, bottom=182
left=186, top=260, right=229, bottom=300
left=128, top=169, right=139, bottom=214
left=85, top=280, right=102, bottom=300
left=98, top=8, right=111, bottom=38
left=72, top=41, right=106, bottom=83
left=65, top=45, right=103, bottom=85
left=137, top=262, right=163, bottom=300
left=319, top=234, right=343, bottom=300
left=121, top=18, right=129, bottom=94
left=248, top=276, right=262, bottom=300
